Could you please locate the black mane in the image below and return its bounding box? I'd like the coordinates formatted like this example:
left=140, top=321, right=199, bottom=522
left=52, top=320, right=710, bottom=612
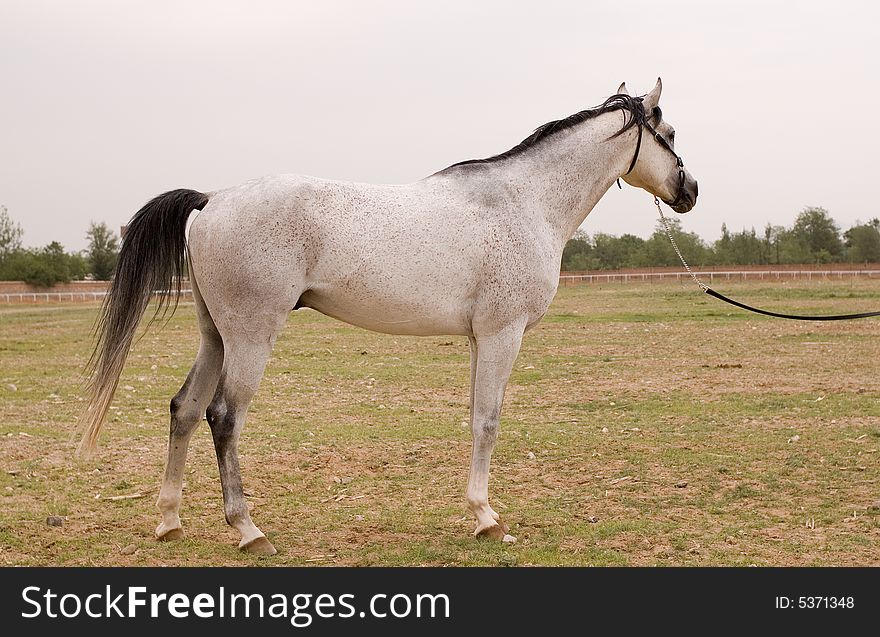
left=441, top=94, right=649, bottom=172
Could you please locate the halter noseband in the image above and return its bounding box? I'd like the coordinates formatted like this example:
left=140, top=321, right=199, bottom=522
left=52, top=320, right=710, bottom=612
left=619, top=105, right=688, bottom=210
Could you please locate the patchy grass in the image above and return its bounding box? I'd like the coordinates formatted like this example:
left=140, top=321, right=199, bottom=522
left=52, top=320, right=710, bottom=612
left=1, top=279, right=879, bottom=566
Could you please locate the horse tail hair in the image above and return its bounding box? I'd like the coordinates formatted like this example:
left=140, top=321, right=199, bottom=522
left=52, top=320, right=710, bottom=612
left=77, top=189, right=210, bottom=457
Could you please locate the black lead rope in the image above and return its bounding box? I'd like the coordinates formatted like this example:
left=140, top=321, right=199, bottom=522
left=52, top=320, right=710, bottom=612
left=703, top=287, right=880, bottom=321
left=654, top=198, right=880, bottom=321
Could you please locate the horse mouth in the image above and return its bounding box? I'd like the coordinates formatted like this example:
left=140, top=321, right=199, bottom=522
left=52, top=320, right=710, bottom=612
left=667, top=194, right=696, bottom=214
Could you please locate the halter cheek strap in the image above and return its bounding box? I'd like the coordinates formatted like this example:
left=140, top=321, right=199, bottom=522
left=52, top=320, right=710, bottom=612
left=626, top=124, right=643, bottom=175
left=616, top=121, right=643, bottom=190
left=617, top=111, right=688, bottom=209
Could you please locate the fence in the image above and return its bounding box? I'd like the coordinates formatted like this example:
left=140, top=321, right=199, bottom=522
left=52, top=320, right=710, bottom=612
left=0, top=289, right=193, bottom=305
left=558, top=269, right=880, bottom=286
left=2, top=268, right=879, bottom=303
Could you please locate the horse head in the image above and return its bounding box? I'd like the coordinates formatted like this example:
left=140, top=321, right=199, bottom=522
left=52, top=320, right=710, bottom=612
left=618, top=78, right=698, bottom=214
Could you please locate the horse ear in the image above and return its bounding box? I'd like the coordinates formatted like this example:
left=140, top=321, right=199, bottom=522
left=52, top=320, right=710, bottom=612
left=641, top=77, right=662, bottom=111
left=617, top=82, right=629, bottom=96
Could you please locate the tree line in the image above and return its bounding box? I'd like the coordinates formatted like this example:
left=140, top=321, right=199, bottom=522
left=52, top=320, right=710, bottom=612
left=0, top=206, right=119, bottom=286
left=562, top=206, right=880, bottom=271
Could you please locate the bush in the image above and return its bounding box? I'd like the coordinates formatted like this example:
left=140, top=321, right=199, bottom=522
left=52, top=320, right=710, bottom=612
left=0, top=243, right=88, bottom=287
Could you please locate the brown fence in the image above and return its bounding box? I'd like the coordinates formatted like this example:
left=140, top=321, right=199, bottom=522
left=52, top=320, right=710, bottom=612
left=559, top=269, right=880, bottom=286
left=561, top=263, right=880, bottom=276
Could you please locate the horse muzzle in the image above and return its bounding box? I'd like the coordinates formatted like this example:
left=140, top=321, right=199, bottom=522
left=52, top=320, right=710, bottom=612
left=667, top=178, right=698, bottom=214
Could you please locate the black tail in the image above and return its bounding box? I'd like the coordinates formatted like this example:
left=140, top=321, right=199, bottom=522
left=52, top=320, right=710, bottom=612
left=78, top=189, right=210, bottom=456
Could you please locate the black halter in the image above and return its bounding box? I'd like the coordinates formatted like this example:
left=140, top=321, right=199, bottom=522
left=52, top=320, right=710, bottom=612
left=618, top=108, right=688, bottom=210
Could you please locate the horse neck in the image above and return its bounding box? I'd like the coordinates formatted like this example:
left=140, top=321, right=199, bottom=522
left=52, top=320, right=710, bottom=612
left=449, top=113, right=637, bottom=249
left=522, top=114, right=637, bottom=245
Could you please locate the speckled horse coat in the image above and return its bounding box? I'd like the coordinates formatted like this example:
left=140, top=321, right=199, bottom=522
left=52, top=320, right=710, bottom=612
left=80, top=79, right=697, bottom=555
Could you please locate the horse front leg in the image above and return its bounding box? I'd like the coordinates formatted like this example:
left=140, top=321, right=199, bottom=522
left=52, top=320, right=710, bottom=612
left=466, top=321, right=524, bottom=543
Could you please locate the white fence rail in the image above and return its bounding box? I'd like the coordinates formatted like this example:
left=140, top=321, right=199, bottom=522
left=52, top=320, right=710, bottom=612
left=559, top=269, right=880, bottom=285
left=0, top=290, right=193, bottom=304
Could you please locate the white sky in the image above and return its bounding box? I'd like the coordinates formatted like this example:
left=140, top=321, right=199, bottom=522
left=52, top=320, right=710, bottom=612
left=1, top=0, right=878, bottom=251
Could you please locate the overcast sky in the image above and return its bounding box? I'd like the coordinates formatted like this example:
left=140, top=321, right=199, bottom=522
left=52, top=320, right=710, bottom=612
left=1, top=0, right=878, bottom=251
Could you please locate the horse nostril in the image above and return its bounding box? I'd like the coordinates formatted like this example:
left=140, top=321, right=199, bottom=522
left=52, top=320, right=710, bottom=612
left=693, top=181, right=699, bottom=197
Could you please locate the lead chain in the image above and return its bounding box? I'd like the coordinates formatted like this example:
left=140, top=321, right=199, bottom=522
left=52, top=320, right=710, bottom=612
left=654, top=197, right=708, bottom=292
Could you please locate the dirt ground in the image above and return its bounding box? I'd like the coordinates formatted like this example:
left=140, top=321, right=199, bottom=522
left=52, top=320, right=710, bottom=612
left=1, top=279, right=878, bottom=565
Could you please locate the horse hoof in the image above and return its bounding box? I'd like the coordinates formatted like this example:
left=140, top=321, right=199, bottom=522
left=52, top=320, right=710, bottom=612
left=474, top=522, right=506, bottom=541
left=241, top=536, right=277, bottom=556
left=156, top=527, right=184, bottom=542
left=488, top=510, right=509, bottom=530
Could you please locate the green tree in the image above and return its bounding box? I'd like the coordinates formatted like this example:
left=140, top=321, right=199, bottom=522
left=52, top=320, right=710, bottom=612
left=774, top=228, right=812, bottom=264
left=844, top=219, right=880, bottom=263
left=714, top=223, right=732, bottom=264
left=86, top=221, right=119, bottom=280
left=713, top=225, right=765, bottom=265
left=42, top=241, right=71, bottom=280
left=763, top=224, right=783, bottom=264
left=561, top=232, right=595, bottom=271
left=68, top=251, right=89, bottom=280
left=790, top=206, right=843, bottom=263
left=640, top=218, right=711, bottom=267
left=592, top=233, right=646, bottom=269
left=0, top=205, right=23, bottom=263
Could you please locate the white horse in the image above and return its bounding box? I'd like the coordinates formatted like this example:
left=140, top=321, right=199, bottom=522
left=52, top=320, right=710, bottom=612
left=80, top=79, right=697, bottom=555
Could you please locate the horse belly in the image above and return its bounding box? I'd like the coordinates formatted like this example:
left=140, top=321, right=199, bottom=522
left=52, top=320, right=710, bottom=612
left=299, top=276, right=474, bottom=337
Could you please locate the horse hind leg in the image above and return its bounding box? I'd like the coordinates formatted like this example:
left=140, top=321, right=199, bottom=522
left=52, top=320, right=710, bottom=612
left=206, top=329, right=281, bottom=555
left=155, top=294, right=224, bottom=541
